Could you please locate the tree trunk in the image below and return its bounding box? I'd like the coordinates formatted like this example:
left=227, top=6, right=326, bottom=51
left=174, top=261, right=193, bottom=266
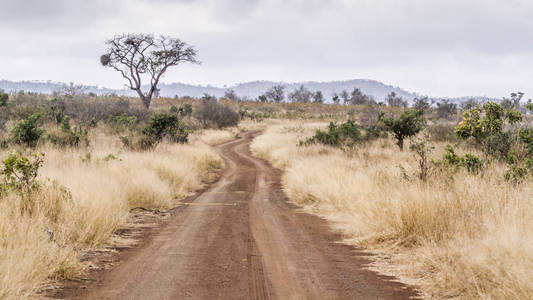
left=141, top=95, right=151, bottom=109
left=398, top=138, right=404, bottom=151
left=135, top=89, right=151, bottom=109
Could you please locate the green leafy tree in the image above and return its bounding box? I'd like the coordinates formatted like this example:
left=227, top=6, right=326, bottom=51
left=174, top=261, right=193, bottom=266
left=455, top=102, right=522, bottom=156
left=0, top=92, right=8, bottom=107
left=380, top=109, right=426, bottom=150
left=332, top=94, right=341, bottom=104
left=11, top=114, right=45, bottom=148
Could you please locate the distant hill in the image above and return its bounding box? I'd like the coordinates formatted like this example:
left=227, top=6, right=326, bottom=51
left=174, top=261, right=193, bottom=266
left=0, top=79, right=496, bottom=104
left=0, top=79, right=417, bottom=102
left=154, top=79, right=418, bottom=102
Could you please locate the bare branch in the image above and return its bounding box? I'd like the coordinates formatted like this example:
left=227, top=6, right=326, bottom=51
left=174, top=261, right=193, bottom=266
left=101, top=33, right=198, bottom=108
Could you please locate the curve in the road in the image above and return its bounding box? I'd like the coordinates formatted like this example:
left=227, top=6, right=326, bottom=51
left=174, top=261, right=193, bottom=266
left=67, top=131, right=417, bottom=300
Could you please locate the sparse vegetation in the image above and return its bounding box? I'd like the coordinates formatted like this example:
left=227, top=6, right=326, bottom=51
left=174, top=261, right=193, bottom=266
left=0, top=93, right=232, bottom=299
left=2, top=86, right=533, bottom=300
left=251, top=118, right=533, bottom=299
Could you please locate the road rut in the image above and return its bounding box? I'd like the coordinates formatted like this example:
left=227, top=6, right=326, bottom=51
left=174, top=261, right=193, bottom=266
left=70, top=131, right=416, bottom=299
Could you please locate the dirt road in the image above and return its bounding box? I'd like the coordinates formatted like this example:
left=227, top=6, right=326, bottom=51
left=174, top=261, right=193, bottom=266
left=68, top=131, right=416, bottom=299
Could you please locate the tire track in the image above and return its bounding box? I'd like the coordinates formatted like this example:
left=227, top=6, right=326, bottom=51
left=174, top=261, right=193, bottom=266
left=52, top=131, right=417, bottom=300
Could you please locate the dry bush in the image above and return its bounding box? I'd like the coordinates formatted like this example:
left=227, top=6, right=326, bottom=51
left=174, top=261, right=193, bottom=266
left=0, top=127, right=224, bottom=299
left=251, top=121, right=533, bottom=299
left=193, top=98, right=240, bottom=128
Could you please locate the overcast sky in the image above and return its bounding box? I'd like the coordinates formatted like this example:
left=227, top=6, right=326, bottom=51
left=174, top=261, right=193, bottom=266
left=0, top=0, right=532, bottom=98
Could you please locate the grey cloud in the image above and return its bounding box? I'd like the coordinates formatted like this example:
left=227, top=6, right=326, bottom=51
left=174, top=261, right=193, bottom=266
left=0, top=0, right=532, bottom=97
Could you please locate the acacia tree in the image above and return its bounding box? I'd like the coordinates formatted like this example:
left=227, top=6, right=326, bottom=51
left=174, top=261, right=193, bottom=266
left=265, top=85, right=285, bottom=102
left=380, top=109, right=426, bottom=151
left=288, top=85, right=312, bottom=103
left=100, top=33, right=199, bottom=109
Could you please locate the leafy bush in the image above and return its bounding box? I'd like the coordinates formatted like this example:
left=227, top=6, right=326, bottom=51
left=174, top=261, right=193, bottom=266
left=409, top=139, right=434, bottom=181
left=47, top=116, right=89, bottom=148
left=142, top=112, right=188, bottom=143
left=194, top=97, right=240, bottom=128
left=46, top=97, right=66, bottom=124
left=438, top=145, right=484, bottom=175
left=303, top=121, right=363, bottom=148
left=504, top=151, right=530, bottom=184
left=455, top=101, right=523, bottom=160
left=121, top=112, right=188, bottom=151
left=11, top=114, right=44, bottom=147
left=380, top=109, right=426, bottom=150
left=170, top=103, right=192, bottom=117
left=108, top=113, right=138, bottom=134
left=0, top=92, right=8, bottom=107
left=1, top=152, right=44, bottom=193
left=120, top=134, right=157, bottom=151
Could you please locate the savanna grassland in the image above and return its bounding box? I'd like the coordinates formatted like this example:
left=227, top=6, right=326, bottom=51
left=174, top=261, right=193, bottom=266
left=1, top=89, right=532, bottom=299
left=0, top=92, right=241, bottom=299
left=251, top=97, right=533, bottom=299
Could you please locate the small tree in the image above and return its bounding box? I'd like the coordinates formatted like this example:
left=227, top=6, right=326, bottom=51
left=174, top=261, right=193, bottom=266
left=313, top=91, right=324, bottom=103
left=258, top=95, right=268, bottom=102
left=436, top=99, right=458, bottom=119
left=412, top=96, right=431, bottom=111
left=11, top=114, right=45, bottom=148
left=224, top=89, right=239, bottom=101
left=332, top=93, right=340, bottom=104
left=348, top=88, right=373, bottom=105
left=500, top=92, right=523, bottom=109
left=100, top=33, right=199, bottom=109
left=288, top=85, right=312, bottom=103
left=386, top=92, right=407, bottom=108
left=455, top=101, right=522, bottom=158
left=381, top=109, right=426, bottom=150
left=460, top=98, right=479, bottom=111
left=340, top=90, right=350, bottom=104
left=0, top=92, right=8, bottom=107
left=265, top=85, right=285, bottom=102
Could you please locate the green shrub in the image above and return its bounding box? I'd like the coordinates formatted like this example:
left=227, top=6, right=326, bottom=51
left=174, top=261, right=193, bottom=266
left=438, top=145, right=484, bottom=175
left=1, top=151, right=44, bottom=193
left=121, top=112, right=188, bottom=151
left=120, top=134, right=157, bottom=151
left=364, top=125, right=388, bottom=141
left=48, top=116, right=89, bottom=148
left=142, top=112, right=188, bottom=143
left=303, top=121, right=363, bottom=148
left=0, top=92, right=8, bottom=107
left=46, top=97, right=66, bottom=124
left=409, top=139, right=434, bottom=181
left=11, top=114, right=44, bottom=147
left=108, top=113, right=138, bottom=134
left=463, top=153, right=484, bottom=174
left=170, top=104, right=193, bottom=117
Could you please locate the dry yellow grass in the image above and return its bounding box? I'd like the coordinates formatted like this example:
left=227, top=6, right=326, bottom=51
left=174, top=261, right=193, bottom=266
left=0, top=128, right=226, bottom=299
left=190, top=128, right=239, bottom=145
left=251, top=121, right=533, bottom=299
